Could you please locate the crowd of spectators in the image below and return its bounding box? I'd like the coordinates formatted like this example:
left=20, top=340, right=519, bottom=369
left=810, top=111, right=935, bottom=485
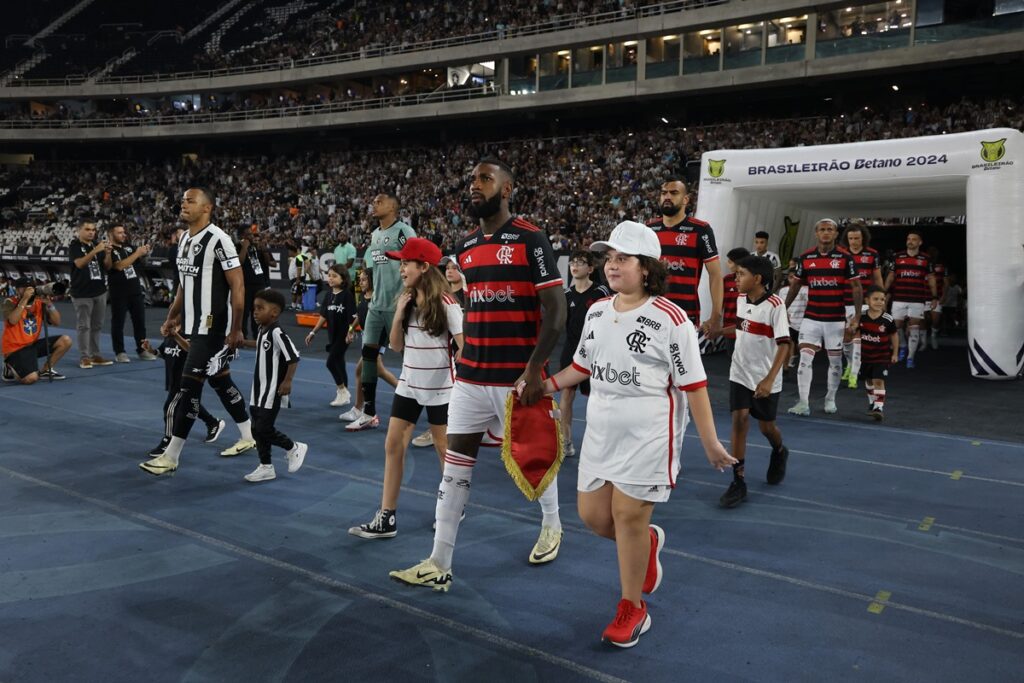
left=1, top=96, right=1020, bottom=258
left=197, top=0, right=687, bottom=73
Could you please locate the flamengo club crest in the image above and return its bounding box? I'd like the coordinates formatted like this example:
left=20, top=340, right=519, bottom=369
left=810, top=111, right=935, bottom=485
left=675, top=233, right=689, bottom=246
left=830, top=258, right=842, bottom=269
left=496, top=244, right=514, bottom=265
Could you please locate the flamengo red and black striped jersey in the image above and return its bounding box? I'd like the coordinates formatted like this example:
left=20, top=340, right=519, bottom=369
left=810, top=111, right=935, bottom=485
left=794, top=247, right=859, bottom=322
left=456, top=217, right=563, bottom=386
left=722, top=272, right=739, bottom=338
left=933, top=262, right=947, bottom=299
left=891, top=251, right=934, bottom=303
left=859, top=312, right=897, bottom=365
left=646, top=216, right=719, bottom=321
left=843, top=247, right=880, bottom=306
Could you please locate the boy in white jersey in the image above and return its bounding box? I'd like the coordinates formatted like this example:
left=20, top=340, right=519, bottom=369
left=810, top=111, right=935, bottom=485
left=349, top=238, right=464, bottom=538
left=718, top=256, right=791, bottom=508
left=538, top=221, right=734, bottom=648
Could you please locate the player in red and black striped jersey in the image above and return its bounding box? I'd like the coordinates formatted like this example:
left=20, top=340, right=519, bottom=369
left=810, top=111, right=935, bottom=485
left=884, top=230, right=937, bottom=369
left=390, top=159, right=568, bottom=592
left=646, top=179, right=723, bottom=341
left=858, top=286, right=900, bottom=421
left=784, top=219, right=862, bottom=416
left=839, top=221, right=884, bottom=388
left=926, top=246, right=947, bottom=351
left=721, top=247, right=750, bottom=340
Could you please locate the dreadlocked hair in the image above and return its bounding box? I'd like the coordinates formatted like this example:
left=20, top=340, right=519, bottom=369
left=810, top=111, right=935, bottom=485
left=400, top=264, right=451, bottom=338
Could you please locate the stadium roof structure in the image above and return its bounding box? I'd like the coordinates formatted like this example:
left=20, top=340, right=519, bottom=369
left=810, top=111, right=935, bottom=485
left=696, top=128, right=1024, bottom=380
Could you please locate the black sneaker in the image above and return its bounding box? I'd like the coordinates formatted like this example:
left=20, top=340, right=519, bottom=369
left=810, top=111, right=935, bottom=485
left=871, top=407, right=884, bottom=422
left=719, top=480, right=747, bottom=508
left=1, top=363, right=17, bottom=382
left=767, top=446, right=789, bottom=485
left=39, top=368, right=66, bottom=381
left=204, top=419, right=226, bottom=443
left=348, top=509, right=397, bottom=539
left=148, top=436, right=172, bottom=457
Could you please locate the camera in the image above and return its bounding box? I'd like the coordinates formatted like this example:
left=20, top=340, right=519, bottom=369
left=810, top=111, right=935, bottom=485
left=35, top=282, right=67, bottom=298
left=23, top=281, right=68, bottom=303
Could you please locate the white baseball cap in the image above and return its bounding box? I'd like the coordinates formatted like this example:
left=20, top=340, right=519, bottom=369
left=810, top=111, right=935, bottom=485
left=590, top=220, right=661, bottom=259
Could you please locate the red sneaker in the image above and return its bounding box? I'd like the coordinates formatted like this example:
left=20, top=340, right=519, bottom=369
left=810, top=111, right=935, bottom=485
left=601, top=599, right=651, bottom=648
left=642, top=524, right=665, bottom=594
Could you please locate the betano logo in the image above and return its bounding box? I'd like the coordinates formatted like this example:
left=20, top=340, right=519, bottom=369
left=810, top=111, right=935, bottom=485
left=708, top=159, right=726, bottom=178
left=980, top=139, right=1006, bottom=163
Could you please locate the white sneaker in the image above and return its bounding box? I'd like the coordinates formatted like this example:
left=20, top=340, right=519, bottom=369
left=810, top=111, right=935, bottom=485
left=823, top=399, right=838, bottom=414
left=139, top=454, right=178, bottom=476
left=244, top=463, right=276, bottom=482
left=345, top=413, right=380, bottom=431
left=529, top=526, right=563, bottom=564
left=329, top=388, right=351, bottom=407
left=563, top=440, right=576, bottom=458
left=138, top=349, right=159, bottom=361
left=338, top=406, right=363, bottom=422
left=787, top=400, right=811, bottom=416
left=115, top=352, right=131, bottom=363
left=221, top=438, right=256, bottom=457
left=411, top=430, right=434, bottom=448
left=286, top=441, right=307, bottom=473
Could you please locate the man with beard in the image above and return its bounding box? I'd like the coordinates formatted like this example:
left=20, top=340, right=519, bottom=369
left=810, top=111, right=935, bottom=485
left=785, top=219, right=862, bottom=415
left=646, top=179, right=724, bottom=343
left=390, top=159, right=567, bottom=592
left=884, top=230, right=937, bottom=369
left=347, top=192, right=417, bottom=431
left=838, top=220, right=883, bottom=387
left=139, top=187, right=255, bottom=475
left=108, top=224, right=158, bottom=363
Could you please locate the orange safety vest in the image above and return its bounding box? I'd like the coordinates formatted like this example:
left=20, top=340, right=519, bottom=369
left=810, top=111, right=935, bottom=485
left=2, top=297, right=43, bottom=356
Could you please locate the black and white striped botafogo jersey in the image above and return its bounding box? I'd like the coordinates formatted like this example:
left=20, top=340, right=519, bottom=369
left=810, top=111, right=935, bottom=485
left=250, top=322, right=300, bottom=409
left=175, top=223, right=241, bottom=336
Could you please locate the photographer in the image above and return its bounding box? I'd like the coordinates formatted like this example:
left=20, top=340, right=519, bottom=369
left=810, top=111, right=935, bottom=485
left=109, top=224, right=158, bottom=363
left=1, top=278, right=72, bottom=384
left=69, top=218, right=114, bottom=368
left=237, top=225, right=271, bottom=338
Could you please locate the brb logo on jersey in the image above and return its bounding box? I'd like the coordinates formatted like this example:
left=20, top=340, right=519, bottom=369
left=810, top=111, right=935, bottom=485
left=591, top=362, right=641, bottom=386
left=496, top=245, right=515, bottom=265
left=468, top=285, right=516, bottom=304
left=626, top=329, right=650, bottom=354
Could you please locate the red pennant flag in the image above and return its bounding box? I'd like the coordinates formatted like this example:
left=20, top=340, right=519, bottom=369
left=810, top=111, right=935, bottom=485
left=501, top=392, right=565, bottom=501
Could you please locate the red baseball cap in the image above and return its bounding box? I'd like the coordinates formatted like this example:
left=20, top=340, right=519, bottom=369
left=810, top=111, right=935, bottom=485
left=385, top=237, right=442, bottom=266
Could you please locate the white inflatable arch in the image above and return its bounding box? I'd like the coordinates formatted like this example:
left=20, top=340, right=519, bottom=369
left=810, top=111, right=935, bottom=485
left=695, top=128, right=1023, bottom=380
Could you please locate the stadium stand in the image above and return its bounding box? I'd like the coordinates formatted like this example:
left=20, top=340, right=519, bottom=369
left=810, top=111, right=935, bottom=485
left=2, top=96, right=1020, bottom=254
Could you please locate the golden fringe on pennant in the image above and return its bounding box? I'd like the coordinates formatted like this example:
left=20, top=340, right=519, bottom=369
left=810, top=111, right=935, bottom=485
left=501, top=393, right=565, bottom=501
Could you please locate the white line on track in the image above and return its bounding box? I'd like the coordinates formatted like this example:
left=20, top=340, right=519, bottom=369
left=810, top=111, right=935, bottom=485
left=0, top=464, right=628, bottom=683
left=5, top=393, right=1024, bottom=644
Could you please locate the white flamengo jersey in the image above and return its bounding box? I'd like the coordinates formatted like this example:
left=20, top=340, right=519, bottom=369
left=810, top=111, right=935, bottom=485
left=730, top=293, right=791, bottom=395
left=175, top=223, right=241, bottom=336
left=396, top=294, right=463, bottom=406
left=573, top=295, right=707, bottom=488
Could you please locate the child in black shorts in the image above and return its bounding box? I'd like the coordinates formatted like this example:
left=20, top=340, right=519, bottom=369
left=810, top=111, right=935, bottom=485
left=858, top=285, right=899, bottom=421
left=719, top=256, right=792, bottom=508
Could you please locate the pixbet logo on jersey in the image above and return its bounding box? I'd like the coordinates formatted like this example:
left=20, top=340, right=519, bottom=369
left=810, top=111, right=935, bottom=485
left=591, top=362, right=641, bottom=386
left=468, top=285, right=516, bottom=304
left=808, top=277, right=839, bottom=287
left=496, top=245, right=515, bottom=265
